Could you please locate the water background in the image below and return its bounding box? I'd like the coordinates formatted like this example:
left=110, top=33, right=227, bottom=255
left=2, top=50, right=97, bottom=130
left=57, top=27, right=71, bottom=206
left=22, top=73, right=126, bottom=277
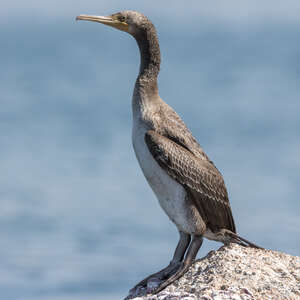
left=1, top=1, right=300, bottom=299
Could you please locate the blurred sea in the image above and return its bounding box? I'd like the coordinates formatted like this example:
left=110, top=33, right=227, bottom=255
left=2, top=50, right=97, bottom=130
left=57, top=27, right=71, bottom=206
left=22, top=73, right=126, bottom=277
left=1, top=10, right=300, bottom=300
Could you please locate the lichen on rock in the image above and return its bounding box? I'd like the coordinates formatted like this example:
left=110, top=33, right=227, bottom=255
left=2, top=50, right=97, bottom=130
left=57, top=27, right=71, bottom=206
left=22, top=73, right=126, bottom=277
left=127, top=244, right=300, bottom=300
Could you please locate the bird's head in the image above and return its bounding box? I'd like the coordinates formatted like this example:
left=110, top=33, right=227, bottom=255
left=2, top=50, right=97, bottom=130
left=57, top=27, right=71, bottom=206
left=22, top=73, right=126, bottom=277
left=76, top=10, right=153, bottom=38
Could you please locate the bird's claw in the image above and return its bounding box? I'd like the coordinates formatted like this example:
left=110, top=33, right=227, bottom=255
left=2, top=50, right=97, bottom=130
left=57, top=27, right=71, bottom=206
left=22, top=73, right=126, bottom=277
left=146, top=277, right=163, bottom=293
left=126, top=261, right=183, bottom=298
left=128, top=277, right=163, bottom=298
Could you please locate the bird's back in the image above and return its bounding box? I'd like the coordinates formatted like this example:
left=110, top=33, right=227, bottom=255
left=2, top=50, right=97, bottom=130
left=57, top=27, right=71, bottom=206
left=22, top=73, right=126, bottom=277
left=133, top=97, right=236, bottom=235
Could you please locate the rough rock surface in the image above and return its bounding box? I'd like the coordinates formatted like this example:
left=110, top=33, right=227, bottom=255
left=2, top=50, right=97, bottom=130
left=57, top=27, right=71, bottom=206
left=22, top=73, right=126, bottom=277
left=127, top=244, right=300, bottom=300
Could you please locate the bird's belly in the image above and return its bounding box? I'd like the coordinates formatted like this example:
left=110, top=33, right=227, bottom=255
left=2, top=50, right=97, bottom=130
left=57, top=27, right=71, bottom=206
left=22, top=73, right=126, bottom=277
left=132, top=125, right=202, bottom=234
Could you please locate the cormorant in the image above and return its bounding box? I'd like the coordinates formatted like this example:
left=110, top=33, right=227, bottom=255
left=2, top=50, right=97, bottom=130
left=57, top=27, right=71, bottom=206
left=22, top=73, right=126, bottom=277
left=76, top=10, right=261, bottom=297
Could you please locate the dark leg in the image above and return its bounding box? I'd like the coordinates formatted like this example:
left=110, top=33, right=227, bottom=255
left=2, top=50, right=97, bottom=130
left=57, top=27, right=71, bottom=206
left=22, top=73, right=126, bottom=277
left=153, top=235, right=203, bottom=294
left=171, top=231, right=192, bottom=263
left=128, top=231, right=191, bottom=297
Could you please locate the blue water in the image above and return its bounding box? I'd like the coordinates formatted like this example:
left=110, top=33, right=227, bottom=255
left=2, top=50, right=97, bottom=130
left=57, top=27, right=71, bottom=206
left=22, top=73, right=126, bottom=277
left=1, top=8, right=300, bottom=300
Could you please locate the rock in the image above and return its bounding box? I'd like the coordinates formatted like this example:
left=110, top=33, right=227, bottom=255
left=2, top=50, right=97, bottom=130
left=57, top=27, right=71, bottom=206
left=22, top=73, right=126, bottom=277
left=126, top=244, right=300, bottom=300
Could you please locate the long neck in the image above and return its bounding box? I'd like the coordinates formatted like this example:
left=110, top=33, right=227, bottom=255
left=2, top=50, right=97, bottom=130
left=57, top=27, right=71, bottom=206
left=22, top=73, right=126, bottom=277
left=133, top=25, right=161, bottom=100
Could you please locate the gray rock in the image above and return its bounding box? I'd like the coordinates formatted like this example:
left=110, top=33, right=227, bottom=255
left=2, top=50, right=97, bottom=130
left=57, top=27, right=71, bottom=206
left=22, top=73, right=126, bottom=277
left=126, top=244, right=300, bottom=300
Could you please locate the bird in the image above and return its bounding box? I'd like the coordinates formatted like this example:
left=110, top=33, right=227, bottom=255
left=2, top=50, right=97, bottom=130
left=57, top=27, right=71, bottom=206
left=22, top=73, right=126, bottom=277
left=76, top=10, right=261, bottom=297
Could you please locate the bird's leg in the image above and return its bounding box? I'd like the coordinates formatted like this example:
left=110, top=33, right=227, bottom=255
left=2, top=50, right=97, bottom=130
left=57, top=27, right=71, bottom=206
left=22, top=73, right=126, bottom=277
left=128, top=232, right=191, bottom=297
left=145, top=231, right=191, bottom=288
left=153, top=234, right=203, bottom=294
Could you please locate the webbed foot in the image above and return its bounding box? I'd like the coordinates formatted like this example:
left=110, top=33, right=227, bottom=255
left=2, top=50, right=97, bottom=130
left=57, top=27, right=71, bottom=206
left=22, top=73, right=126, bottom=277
left=126, top=261, right=182, bottom=298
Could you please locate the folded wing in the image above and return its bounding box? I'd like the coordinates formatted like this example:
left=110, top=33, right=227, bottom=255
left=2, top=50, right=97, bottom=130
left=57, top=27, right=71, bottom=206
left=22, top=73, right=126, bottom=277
left=145, top=130, right=236, bottom=233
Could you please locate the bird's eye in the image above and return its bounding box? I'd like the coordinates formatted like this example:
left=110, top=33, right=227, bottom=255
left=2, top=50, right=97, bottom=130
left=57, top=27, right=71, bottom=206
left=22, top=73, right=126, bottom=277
left=118, top=16, right=126, bottom=22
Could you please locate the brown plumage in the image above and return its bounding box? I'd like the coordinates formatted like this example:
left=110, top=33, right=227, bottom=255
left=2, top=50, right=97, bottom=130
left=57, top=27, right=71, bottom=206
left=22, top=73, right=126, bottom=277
left=76, top=10, right=262, bottom=297
left=145, top=130, right=236, bottom=234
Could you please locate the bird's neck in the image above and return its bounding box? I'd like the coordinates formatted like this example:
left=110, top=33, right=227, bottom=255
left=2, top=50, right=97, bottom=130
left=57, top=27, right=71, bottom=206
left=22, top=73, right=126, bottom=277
left=133, top=28, right=161, bottom=102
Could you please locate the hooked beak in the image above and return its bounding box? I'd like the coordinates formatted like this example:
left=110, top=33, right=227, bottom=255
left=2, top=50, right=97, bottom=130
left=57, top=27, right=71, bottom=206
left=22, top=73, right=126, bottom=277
left=76, top=14, right=129, bottom=32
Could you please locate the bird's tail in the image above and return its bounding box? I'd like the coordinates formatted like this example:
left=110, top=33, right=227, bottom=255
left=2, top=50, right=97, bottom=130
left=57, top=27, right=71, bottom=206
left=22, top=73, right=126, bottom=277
left=217, top=229, right=263, bottom=249
left=226, top=230, right=263, bottom=249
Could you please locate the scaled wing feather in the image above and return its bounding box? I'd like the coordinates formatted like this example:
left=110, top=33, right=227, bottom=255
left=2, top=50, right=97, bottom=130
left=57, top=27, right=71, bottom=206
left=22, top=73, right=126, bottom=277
left=145, top=130, right=236, bottom=233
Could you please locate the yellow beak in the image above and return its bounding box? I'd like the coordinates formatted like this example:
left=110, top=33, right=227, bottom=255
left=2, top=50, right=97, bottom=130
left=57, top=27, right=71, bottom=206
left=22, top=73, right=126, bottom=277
left=76, top=15, right=129, bottom=32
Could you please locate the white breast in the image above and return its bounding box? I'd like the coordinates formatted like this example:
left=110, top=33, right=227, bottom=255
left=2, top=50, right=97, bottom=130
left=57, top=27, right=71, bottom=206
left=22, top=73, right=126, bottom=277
left=132, top=120, right=195, bottom=233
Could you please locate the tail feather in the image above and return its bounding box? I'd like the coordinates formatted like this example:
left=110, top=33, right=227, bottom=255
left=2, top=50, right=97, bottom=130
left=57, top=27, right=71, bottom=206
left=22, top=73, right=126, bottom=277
left=226, top=231, right=263, bottom=249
